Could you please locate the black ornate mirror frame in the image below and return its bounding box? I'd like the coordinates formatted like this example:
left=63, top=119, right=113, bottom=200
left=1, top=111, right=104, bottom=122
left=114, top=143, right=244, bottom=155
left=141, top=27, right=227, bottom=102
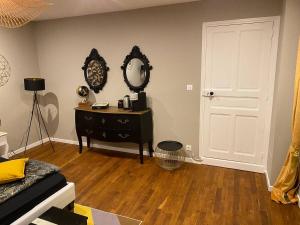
left=82, top=48, right=109, bottom=93
left=121, top=46, right=153, bottom=92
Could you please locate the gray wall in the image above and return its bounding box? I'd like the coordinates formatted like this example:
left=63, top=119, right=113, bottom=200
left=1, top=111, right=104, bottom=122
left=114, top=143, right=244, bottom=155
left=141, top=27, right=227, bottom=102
left=0, top=25, right=41, bottom=151
left=268, top=0, right=300, bottom=184
left=33, top=0, right=282, bottom=157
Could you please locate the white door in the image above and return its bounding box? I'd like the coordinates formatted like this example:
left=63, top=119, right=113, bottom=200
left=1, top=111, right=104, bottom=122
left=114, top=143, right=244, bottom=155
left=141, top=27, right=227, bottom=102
left=200, top=17, right=279, bottom=169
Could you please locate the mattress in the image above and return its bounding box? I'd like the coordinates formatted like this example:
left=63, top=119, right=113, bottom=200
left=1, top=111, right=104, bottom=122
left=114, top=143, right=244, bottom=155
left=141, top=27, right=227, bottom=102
left=0, top=158, right=67, bottom=225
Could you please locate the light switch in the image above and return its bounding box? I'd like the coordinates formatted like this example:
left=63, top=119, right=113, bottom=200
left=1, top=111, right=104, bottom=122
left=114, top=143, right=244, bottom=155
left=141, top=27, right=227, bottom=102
left=186, top=84, right=193, bottom=91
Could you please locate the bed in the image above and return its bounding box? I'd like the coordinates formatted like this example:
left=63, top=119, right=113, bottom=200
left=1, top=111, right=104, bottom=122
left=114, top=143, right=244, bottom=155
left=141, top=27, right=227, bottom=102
left=0, top=157, right=75, bottom=225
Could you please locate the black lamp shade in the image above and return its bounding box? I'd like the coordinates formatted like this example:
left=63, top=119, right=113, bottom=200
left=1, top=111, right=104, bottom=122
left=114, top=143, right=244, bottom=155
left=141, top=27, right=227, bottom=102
left=24, top=78, right=45, bottom=91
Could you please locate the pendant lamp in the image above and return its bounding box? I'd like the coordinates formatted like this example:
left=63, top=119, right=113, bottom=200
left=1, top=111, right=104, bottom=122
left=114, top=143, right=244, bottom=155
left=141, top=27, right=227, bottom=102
left=0, top=0, right=49, bottom=28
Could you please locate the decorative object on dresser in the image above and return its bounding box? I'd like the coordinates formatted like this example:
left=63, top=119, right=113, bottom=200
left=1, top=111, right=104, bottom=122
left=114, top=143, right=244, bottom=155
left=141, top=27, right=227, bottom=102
left=121, top=45, right=152, bottom=92
left=75, top=105, right=153, bottom=164
left=76, top=85, right=90, bottom=106
left=82, top=48, right=109, bottom=93
left=118, top=99, right=124, bottom=108
left=0, top=55, right=10, bottom=87
left=123, top=95, right=131, bottom=109
left=91, top=102, right=109, bottom=109
left=0, top=132, right=8, bottom=159
left=120, top=92, right=147, bottom=112
left=24, top=78, right=54, bottom=153
left=131, top=92, right=147, bottom=112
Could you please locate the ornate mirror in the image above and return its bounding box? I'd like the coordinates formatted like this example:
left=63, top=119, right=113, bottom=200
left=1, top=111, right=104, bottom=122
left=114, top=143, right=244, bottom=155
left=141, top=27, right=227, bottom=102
left=82, top=48, right=109, bottom=93
left=121, top=46, right=152, bottom=92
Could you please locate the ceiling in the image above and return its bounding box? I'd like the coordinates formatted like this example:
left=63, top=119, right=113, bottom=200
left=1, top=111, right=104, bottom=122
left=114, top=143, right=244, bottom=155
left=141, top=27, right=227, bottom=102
left=37, top=0, right=200, bottom=21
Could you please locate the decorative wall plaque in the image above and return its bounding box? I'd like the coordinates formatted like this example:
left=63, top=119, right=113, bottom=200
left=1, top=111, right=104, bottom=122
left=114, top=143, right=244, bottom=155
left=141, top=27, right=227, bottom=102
left=0, top=55, right=10, bottom=87
left=82, top=49, right=109, bottom=93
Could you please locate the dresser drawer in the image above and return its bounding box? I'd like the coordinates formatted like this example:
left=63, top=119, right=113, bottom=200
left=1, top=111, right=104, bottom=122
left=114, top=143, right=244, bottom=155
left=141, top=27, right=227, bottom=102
left=94, top=114, right=138, bottom=130
left=110, top=115, right=139, bottom=130
left=80, top=128, right=97, bottom=137
left=97, top=130, right=138, bottom=142
left=76, top=111, right=96, bottom=129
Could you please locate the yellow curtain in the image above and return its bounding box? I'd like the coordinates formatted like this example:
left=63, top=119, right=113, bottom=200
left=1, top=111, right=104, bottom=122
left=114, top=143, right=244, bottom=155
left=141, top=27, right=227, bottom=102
left=271, top=39, right=300, bottom=204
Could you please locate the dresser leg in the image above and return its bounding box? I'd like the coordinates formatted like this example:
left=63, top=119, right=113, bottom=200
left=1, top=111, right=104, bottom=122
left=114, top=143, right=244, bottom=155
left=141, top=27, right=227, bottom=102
left=148, top=140, right=154, bottom=157
left=78, top=135, right=83, bottom=153
left=87, top=137, right=91, bottom=149
left=139, top=143, right=144, bottom=164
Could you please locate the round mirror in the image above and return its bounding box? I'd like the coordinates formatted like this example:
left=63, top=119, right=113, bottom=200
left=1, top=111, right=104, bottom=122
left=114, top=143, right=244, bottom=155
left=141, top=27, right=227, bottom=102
left=121, top=46, right=152, bottom=92
left=126, top=58, right=146, bottom=87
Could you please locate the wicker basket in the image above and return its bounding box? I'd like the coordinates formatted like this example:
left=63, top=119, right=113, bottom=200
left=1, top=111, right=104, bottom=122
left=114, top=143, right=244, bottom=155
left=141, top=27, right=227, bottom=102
left=154, top=141, right=185, bottom=170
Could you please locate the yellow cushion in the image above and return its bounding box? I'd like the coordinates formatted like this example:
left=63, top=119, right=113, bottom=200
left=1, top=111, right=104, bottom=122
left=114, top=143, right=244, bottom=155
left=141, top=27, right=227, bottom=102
left=0, top=158, right=29, bottom=184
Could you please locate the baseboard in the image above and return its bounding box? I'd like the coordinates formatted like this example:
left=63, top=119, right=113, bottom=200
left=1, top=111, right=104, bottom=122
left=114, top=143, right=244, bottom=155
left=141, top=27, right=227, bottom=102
left=186, top=156, right=265, bottom=173
left=264, top=170, right=273, bottom=192
left=8, top=138, right=49, bottom=158
left=51, top=137, right=150, bottom=156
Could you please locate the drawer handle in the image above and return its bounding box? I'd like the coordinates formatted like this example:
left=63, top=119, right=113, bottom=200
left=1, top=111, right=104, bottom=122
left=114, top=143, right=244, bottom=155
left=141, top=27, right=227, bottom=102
left=84, top=116, right=93, bottom=121
left=85, top=129, right=94, bottom=135
left=117, top=119, right=130, bottom=124
left=101, top=118, right=106, bottom=124
left=118, top=133, right=130, bottom=139
left=102, top=132, right=107, bottom=138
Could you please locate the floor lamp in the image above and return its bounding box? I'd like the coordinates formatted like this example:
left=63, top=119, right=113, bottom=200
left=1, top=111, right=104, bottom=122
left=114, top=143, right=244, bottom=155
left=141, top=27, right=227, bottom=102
left=24, top=78, right=54, bottom=153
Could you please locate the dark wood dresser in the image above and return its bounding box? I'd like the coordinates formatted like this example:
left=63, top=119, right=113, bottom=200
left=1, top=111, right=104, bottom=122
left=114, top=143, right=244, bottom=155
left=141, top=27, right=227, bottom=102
left=75, top=105, right=153, bottom=164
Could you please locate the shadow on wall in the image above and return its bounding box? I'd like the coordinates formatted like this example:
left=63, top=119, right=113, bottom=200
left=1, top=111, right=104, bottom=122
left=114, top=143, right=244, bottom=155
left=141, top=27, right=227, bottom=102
left=38, top=92, right=59, bottom=137
left=148, top=96, right=179, bottom=144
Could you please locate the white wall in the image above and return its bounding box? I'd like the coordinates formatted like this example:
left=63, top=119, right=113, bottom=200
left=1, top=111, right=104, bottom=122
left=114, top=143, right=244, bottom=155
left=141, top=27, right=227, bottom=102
left=0, top=25, right=41, bottom=151
left=33, top=0, right=282, bottom=156
left=268, top=0, right=300, bottom=184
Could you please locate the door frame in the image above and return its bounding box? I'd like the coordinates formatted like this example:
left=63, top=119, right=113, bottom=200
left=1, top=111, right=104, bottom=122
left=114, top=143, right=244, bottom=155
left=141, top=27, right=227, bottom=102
left=199, top=16, right=280, bottom=173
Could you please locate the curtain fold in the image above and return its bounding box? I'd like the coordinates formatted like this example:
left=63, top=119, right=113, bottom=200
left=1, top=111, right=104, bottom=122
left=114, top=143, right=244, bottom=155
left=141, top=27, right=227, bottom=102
left=271, top=38, right=300, bottom=204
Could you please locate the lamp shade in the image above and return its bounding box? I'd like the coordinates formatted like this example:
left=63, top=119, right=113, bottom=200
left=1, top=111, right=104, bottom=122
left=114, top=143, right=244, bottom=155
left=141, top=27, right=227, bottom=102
left=24, top=78, right=45, bottom=91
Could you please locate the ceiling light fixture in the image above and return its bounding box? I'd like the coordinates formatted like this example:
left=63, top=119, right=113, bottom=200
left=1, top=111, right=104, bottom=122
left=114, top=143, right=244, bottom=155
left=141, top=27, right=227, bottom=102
left=0, top=0, right=50, bottom=28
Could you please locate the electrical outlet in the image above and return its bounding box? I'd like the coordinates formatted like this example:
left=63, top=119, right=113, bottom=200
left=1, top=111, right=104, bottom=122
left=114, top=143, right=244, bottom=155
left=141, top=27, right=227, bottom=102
left=186, top=145, right=192, bottom=151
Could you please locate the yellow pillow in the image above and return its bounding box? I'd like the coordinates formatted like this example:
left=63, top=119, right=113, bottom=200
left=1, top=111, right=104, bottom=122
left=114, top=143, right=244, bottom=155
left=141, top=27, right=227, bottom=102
left=0, top=158, right=29, bottom=184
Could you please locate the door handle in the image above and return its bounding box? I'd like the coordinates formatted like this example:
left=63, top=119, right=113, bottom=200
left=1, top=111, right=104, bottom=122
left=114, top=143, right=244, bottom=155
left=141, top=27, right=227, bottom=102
left=202, top=91, right=215, bottom=97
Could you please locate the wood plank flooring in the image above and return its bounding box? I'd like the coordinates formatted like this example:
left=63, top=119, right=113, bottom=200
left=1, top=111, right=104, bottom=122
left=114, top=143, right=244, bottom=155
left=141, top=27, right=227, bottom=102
left=15, top=142, right=300, bottom=225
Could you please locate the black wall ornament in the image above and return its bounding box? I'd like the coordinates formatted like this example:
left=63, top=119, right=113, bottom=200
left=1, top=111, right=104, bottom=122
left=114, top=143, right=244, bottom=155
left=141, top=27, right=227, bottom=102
left=121, top=46, right=153, bottom=92
left=82, top=48, right=109, bottom=93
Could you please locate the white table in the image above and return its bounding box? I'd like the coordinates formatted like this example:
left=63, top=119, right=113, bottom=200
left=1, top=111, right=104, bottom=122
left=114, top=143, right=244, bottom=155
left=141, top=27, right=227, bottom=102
left=0, top=132, right=9, bottom=158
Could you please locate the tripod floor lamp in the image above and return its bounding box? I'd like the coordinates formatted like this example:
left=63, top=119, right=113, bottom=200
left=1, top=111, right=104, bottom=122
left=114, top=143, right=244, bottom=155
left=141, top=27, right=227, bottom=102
left=24, top=78, right=54, bottom=153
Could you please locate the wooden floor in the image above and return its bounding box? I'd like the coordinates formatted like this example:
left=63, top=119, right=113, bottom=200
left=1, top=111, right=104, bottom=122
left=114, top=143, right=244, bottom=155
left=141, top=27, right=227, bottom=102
left=15, top=142, right=300, bottom=225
